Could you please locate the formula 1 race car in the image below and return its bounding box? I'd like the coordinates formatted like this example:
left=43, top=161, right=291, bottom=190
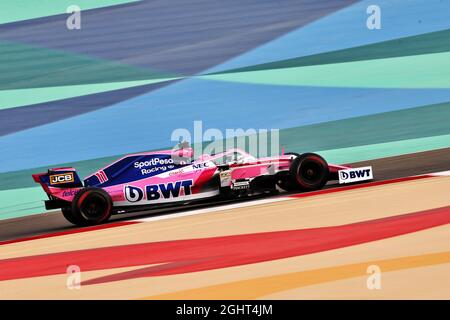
left=33, top=147, right=373, bottom=226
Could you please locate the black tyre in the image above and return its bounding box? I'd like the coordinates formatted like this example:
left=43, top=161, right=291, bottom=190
left=276, top=172, right=297, bottom=191
left=289, top=153, right=329, bottom=191
left=61, top=207, right=84, bottom=225
left=69, top=187, right=113, bottom=226
left=284, top=152, right=301, bottom=157
left=276, top=152, right=300, bottom=191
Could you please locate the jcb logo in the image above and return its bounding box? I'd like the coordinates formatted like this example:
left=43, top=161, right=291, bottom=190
left=49, top=172, right=74, bottom=185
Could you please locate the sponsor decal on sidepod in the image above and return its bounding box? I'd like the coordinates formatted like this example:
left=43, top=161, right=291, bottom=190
left=134, top=158, right=176, bottom=175
left=124, top=180, right=193, bottom=203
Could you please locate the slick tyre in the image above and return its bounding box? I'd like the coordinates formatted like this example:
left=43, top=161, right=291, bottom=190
left=276, top=152, right=300, bottom=191
left=289, top=153, right=329, bottom=191
left=61, top=207, right=84, bottom=226
left=70, top=187, right=113, bottom=226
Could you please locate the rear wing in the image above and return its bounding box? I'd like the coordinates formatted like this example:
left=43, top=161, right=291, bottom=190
left=33, top=166, right=82, bottom=188
left=32, top=167, right=83, bottom=201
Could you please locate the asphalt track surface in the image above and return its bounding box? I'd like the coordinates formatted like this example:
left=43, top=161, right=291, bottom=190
left=1, top=147, right=449, bottom=243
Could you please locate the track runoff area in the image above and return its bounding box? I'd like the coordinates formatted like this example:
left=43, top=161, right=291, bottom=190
left=0, top=147, right=449, bottom=299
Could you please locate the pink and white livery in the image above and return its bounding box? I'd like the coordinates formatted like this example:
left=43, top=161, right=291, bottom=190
left=33, top=146, right=373, bottom=226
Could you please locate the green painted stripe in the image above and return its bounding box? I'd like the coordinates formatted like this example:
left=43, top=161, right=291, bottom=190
left=0, top=77, right=179, bottom=111
left=3, top=31, right=448, bottom=110
left=0, top=186, right=47, bottom=219
left=0, top=40, right=176, bottom=90
left=0, top=0, right=140, bottom=25
left=209, top=29, right=450, bottom=74
left=317, top=134, right=450, bottom=164
left=202, top=51, right=450, bottom=89
left=1, top=135, right=449, bottom=220
left=2, top=100, right=450, bottom=191
left=278, top=100, right=450, bottom=152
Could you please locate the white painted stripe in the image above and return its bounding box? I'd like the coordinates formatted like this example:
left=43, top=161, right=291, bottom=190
left=133, top=196, right=291, bottom=223
left=429, top=170, right=450, bottom=176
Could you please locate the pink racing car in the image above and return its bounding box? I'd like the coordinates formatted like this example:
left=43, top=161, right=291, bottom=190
left=33, top=147, right=373, bottom=226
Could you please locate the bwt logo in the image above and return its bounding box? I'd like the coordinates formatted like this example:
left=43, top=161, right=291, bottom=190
left=339, top=166, right=373, bottom=184
left=340, top=169, right=371, bottom=180
left=124, top=185, right=144, bottom=202
left=49, top=172, right=74, bottom=185
left=147, top=180, right=193, bottom=200
left=124, top=180, right=193, bottom=202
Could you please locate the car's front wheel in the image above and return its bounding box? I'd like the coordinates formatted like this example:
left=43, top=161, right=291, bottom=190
left=290, top=153, right=329, bottom=191
left=276, top=152, right=300, bottom=191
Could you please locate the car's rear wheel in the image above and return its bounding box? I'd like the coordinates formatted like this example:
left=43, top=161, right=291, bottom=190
left=290, top=153, right=329, bottom=191
left=61, top=206, right=84, bottom=225
left=68, top=187, right=112, bottom=226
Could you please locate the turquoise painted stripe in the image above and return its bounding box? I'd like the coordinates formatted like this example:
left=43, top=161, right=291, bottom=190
left=0, top=77, right=179, bottom=111
left=3, top=48, right=448, bottom=111
left=0, top=186, right=47, bottom=219
left=0, top=39, right=176, bottom=91
left=206, top=0, right=450, bottom=73
left=202, top=52, right=450, bottom=89
left=317, top=133, right=450, bottom=164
